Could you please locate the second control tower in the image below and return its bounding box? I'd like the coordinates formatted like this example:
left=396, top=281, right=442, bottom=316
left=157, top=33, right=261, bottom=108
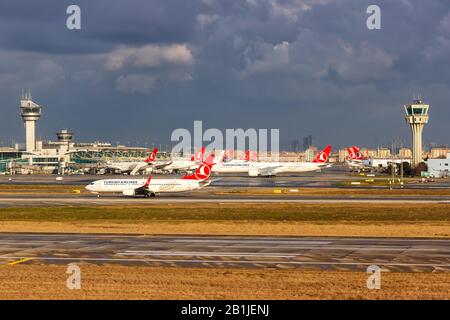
left=404, top=98, right=430, bottom=168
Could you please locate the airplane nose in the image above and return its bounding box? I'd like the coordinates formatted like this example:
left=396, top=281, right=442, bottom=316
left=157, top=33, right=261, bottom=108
left=85, top=184, right=93, bottom=191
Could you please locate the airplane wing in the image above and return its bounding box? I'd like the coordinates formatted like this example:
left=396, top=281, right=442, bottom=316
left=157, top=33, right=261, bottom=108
left=152, top=161, right=172, bottom=170
left=129, top=160, right=172, bottom=175
left=198, top=181, right=212, bottom=189
left=203, top=178, right=221, bottom=186
left=130, top=162, right=151, bottom=175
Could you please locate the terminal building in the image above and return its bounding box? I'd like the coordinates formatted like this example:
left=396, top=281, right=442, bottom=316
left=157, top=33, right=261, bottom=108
left=427, top=153, right=450, bottom=178
left=0, top=92, right=160, bottom=174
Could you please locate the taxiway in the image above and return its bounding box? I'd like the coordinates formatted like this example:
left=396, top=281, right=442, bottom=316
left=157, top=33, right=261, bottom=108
left=0, top=233, right=449, bottom=272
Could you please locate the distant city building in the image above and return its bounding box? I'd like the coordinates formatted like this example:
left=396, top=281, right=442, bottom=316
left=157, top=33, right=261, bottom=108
left=366, top=149, right=378, bottom=158
left=429, top=146, right=449, bottom=159
left=338, top=149, right=348, bottom=162
left=398, top=147, right=412, bottom=159
left=303, top=135, right=313, bottom=151
left=291, top=139, right=300, bottom=152
left=377, top=148, right=391, bottom=158
left=304, top=146, right=318, bottom=162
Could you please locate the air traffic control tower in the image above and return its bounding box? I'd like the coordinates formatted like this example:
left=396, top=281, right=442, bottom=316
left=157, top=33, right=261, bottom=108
left=20, top=90, right=42, bottom=152
left=404, top=98, right=430, bottom=168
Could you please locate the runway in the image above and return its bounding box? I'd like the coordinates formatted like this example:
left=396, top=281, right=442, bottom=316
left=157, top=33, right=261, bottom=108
left=2, top=172, right=450, bottom=189
left=0, top=194, right=450, bottom=207
left=0, top=233, right=449, bottom=272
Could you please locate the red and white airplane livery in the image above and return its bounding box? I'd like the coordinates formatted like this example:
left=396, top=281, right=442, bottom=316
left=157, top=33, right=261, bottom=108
left=161, top=147, right=206, bottom=173
left=212, top=145, right=332, bottom=176
left=345, top=146, right=370, bottom=168
left=106, top=148, right=160, bottom=175
left=86, top=154, right=215, bottom=197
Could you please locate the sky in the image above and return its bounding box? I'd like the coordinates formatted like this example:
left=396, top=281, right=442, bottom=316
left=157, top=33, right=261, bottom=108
left=0, top=0, right=449, bottom=150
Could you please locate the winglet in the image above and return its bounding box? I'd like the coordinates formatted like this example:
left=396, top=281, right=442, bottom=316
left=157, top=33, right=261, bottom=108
left=144, top=176, right=152, bottom=188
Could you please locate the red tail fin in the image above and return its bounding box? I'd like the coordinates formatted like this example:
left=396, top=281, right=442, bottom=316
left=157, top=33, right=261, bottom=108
left=243, top=150, right=250, bottom=161
left=243, top=150, right=257, bottom=161
left=312, top=145, right=332, bottom=163
left=182, top=153, right=215, bottom=181
left=194, top=147, right=206, bottom=162
left=144, top=148, right=158, bottom=163
left=348, top=146, right=366, bottom=160
left=347, top=147, right=356, bottom=160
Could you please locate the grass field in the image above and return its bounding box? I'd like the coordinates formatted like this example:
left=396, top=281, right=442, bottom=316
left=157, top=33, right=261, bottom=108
left=218, top=187, right=450, bottom=197
left=0, top=265, right=448, bottom=299
left=1, top=203, right=450, bottom=221
left=0, top=203, right=448, bottom=237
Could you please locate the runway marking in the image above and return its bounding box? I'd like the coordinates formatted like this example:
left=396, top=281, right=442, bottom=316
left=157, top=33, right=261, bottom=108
left=7, top=258, right=33, bottom=265
left=0, top=255, right=448, bottom=268
left=205, top=245, right=449, bottom=252
left=171, top=239, right=332, bottom=245
left=0, top=241, right=59, bottom=245
left=171, top=237, right=450, bottom=243
left=118, top=250, right=299, bottom=258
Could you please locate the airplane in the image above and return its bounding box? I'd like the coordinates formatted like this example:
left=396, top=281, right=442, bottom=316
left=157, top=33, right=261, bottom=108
left=105, top=148, right=162, bottom=175
left=160, top=147, right=206, bottom=173
left=86, top=153, right=215, bottom=197
left=345, top=146, right=371, bottom=169
left=248, top=145, right=332, bottom=176
left=212, top=145, right=332, bottom=176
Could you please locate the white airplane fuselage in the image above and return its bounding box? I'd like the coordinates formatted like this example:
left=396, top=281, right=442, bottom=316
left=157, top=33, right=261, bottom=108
left=261, top=162, right=324, bottom=173
left=86, top=178, right=204, bottom=195
left=212, top=161, right=324, bottom=175
left=212, top=161, right=250, bottom=173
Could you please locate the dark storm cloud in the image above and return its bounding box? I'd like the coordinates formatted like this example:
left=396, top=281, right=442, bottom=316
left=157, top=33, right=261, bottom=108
left=0, top=0, right=449, bottom=149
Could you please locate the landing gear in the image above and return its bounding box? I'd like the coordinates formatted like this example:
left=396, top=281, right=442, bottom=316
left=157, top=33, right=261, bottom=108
left=144, top=192, right=156, bottom=198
